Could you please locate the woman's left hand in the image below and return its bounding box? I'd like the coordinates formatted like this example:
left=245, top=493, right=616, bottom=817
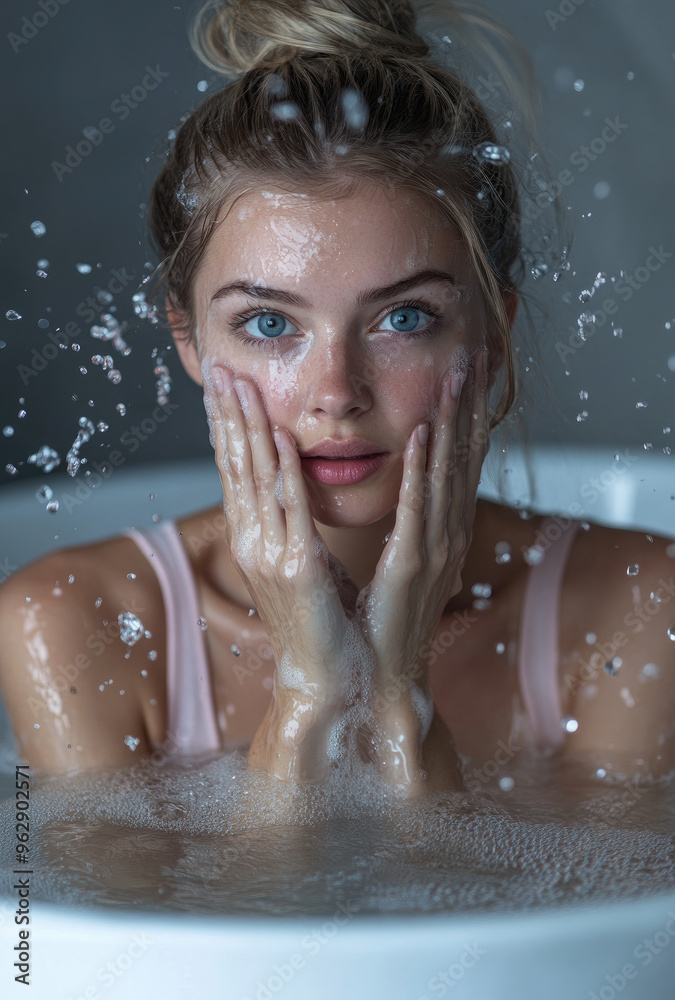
left=353, top=347, right=489, bottom=788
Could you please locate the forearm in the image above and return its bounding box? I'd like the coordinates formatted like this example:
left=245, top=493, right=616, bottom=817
left=247, top=686, right=345, bottom=784
left=369, top=691, right=464, bottom=797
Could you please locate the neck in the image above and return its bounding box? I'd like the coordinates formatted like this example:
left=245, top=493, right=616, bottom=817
left=201, top=498, right=531, bottom=616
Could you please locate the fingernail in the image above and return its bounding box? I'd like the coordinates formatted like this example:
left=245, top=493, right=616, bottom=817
left=417, top=422, right=429, bottom=446
left=450, top=372, right=465, bottom=400
left=233, top=379, right=249, bottom=408
left=212, top=368, right=224, bottom=395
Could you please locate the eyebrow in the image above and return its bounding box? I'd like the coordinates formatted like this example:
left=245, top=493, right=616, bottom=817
left=208, top=268, right=458, bottom=310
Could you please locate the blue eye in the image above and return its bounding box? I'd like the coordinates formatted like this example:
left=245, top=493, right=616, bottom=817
left=242, top=313, right=296, bottom=340
left=380, top=306, right=431, bottom=334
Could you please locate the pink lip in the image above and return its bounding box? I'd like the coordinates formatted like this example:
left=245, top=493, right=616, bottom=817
left=300, top=438, right=386, bottom=460
left=300, top=453, right=390, bottom=485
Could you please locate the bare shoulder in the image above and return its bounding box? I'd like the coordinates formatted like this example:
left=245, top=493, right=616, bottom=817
left=561, top=517, right=675, bottom=773
left=0, top=534, right=168, bottom=771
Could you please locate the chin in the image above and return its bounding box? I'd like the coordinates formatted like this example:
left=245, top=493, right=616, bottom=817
left=307, top=491, right=397, bottom=530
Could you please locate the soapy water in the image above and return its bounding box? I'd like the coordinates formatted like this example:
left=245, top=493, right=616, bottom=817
left=1, top=748, right=674, bottom=917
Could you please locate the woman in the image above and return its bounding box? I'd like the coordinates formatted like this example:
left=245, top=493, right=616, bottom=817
left=1, top=0, right=673, bottom=796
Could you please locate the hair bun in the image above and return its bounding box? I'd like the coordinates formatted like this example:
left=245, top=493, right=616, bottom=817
left=190, top=0, right=429, bottom=76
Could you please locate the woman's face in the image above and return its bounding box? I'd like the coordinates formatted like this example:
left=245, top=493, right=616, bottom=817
left=176, top=183, right=492, bottom=528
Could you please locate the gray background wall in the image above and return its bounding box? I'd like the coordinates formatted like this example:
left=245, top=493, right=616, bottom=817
left=1, top=0, right=674, bottom=490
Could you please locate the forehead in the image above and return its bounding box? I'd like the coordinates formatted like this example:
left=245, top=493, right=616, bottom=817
left=199, top=183, right=467, bottom=288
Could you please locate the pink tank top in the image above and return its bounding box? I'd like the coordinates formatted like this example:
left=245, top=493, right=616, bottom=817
left=123, top=515, right=580, bottom=757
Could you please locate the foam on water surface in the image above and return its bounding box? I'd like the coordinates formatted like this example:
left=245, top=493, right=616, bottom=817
left=1, top=750, right=674, bottom=917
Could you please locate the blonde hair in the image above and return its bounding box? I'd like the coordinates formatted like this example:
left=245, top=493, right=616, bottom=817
left=147, top=0, right=550, bottom=431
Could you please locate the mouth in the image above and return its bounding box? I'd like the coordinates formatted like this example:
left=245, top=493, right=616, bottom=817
left=300, top=452, right=390, bottom=485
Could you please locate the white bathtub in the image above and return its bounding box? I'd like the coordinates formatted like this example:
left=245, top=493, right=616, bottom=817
left=1, top=445, right=675, bottom=1000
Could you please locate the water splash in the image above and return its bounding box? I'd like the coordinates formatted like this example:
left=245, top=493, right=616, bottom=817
left=65, top=417, right=96, bottom=477
left=118, top=612, right=145, bottom=647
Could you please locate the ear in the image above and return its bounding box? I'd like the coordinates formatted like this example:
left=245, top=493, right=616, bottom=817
left=167, top=300, right=202, bottom=387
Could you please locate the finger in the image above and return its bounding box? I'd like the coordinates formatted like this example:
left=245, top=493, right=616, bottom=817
left=211, top=365, right=259, bottom=536
left=463, top=347, right=490, bottom=536
left=232, top=377, right=286, bottom=549
left=446, top=357, right=475, bottom=551
left=206, top=367, right=237, bottom=518
left=425, top=368, right=464, bottom=551
left=273, top=427, right=319, bottom=563
left=381, top=422, right=428, bottom=577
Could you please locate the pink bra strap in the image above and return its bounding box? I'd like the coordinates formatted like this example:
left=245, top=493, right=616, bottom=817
left=123, top=523, right=220, bottom=755
left=517, top=517, right=581, bottom=752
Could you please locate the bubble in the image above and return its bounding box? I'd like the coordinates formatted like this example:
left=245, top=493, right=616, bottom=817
left=5, top=310, right=21, bottom=321
left=30, top=220, right=46, bottom=237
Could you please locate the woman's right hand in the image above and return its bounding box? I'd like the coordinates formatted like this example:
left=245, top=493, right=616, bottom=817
left=205, top=364, right=360, bottom=778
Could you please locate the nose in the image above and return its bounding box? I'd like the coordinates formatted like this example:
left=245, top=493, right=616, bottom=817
left=303, top=339, right=372, bottom=419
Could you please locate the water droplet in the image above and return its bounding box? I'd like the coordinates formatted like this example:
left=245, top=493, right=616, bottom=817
left=576, top=411, right=588, bottom=422
left=495, top=642, right=505, bottom=654
left=562, top=716, right=579, bottom=732
left=595, top=768, right=607, bottom=778
left=198, top=617, right=208, bottom=631
left=498, top=776, right=514, bottom=791
left=116, top=403, right=127, bottom=416
left=579, top=389, right=588, bottom=400
left=2, top=426, right=14, bottom=437
left=271, top=101, right=300, bottom=121
left=35, top=484, right=53, bottom=503
left=640, top=663, right=660, bottom=681
left=127, top=572, right=136, bottom=580
left=76, top=263, right=92, bottom=274
left=197, top=79, right=208, bottom=92
left=472, top=142, right=510, bottom=164
left=27, top=445, right=60, bottom=474
left=46, top=499, right=59, bottom=514
left=140, top=669, right=148, bottom=678
left=627, top=71, right=634, bottom=80
left=382, top=532, right=391, bottom=544
left=148, top=650, right=158, bottom=661
left=636, top=401, right=647, bottom=409
left=118, top=611, right=145, bottom=646
left=585, top=632, right=597, bottom=644
left=124, top=735, right=140, bottom=752
left=34, top=723, right=40, bottom=730
left=668, top=626, right=675, bottom=642
left=471, top=582, right=492, bottom=598
left=604, top=657, right=622, bottom=675
left=68, top=574, right=75, bottom=584
left=627, top=564, right=639, bottom=576
left=340, top=87, right=369, bottom=131
left=573, top=79, right=585, bottom=92
left=151, top=513, right=161, bottom=524
left=5, top=464, right=17, bottom=475
left=523, top=545, right=545, bottom=566
left=5, top=310, right=21, bottom=321
left=230, top=644, right=241, bottom=656
left=593, top=181, right=610, bottom=199
left=620, top=687, right=635, bottom=708
left=30, top=220, right=46, bottom=237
